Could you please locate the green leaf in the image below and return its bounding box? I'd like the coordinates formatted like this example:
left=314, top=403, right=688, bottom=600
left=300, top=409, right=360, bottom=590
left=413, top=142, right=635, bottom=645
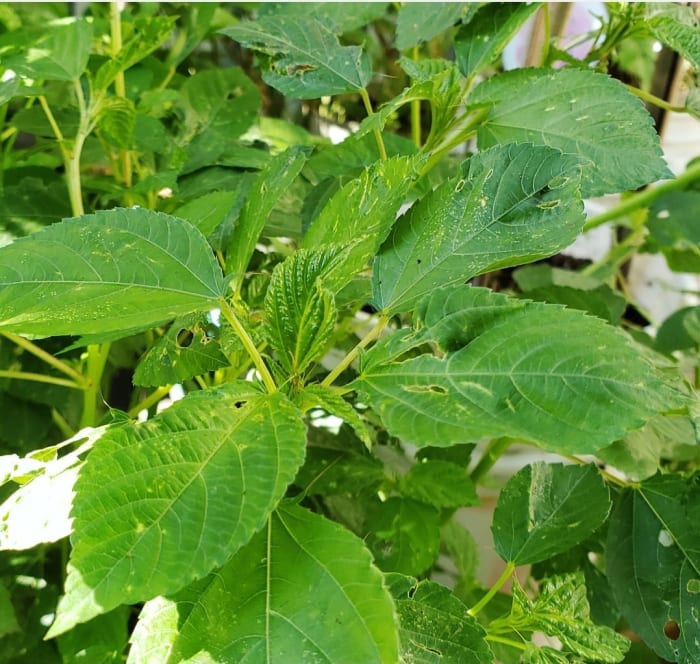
left=656, top=306, right=700, bottom=353
left=454, top=3, right=541, bottom=78
left=597, top=414, right=699, bottom=482
left=220, top=16, right=372, bottom=99
left=366, top=497, right=441, bottom=575
left=395, top=3, right=475, bottom=51
left=513, top=264, right=627, bottom=324
left=132, top=313, right=229, bottom=388
left=298, top=383, right=372, bottom=449
left=645, top=191, right=700, bottom=273
left=4, top=18, right=92, bottom=81
left=0, top=583, right=20, bottom=638
left=128, top=503, right=399, bottom=664
left=179, top=67, right=261, bottom=144
left=400, top=460, right=478, bottom=510
left=492, top=463, right=610, bottom=565
left=356, top=286, right=685, bottom=453
left=0, top=208, right=226, bottom=337
left=47, top=385, right=307, bottom=636
left=469, top=68, right=672, bottom=197
left=607, top=473, right=700, bottom=664
left=57, top=608, right=129, bottom=664
left=226, top=146, right=310, bottom=280
left=386, top=574, right=493, bottom=663
left=94, top=16, right=177, bottom=90
left=646, top=4, right=700, bottom=70
left=303, top=155, right=420, bottom=291
left=498, top=573, right=630, bottom=663
left=372, top=143, right=584, bottom=313
left=441, top=518, right=480, bottom=589
left=0, top=76, right=20, bottom=105
left=96, top=97, right=136, bottom=149
left=258, top=2, right=390, bottom=33
left=263, top=246, right=343, bottom=378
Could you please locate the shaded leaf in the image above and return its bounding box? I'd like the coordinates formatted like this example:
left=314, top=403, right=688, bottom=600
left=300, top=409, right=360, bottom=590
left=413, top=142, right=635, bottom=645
left=258, top=2, right=389, bottom=33
left=0, top=208, right=226, bottom=337
left=372, top=143, right=584, bottom=313
left=655, top=306, right=700, bottom=353
left=646, top=4, right=700, bottom=70
left=494, top=573, right=629, bottom=663
left=302, top=155, right=420, bottom=292
left=645, top=191, right=700, bottom=273
left=356, top=286, right=684, bottom=453
left=96, top=97, right=136, bottom=149
left=366, top=497, right=441, bottom=576
left=386, top=574, right=493, bottom=663
left=396, top=3, right=475, bottom=51
left=441, top=518, right=480, bottom=589
left=513, top=264, right=627, bottom=324
left=220, top=16, right=371, bottom=99
left=47, top=385, right=306, bottom=636
left=263, top=246, right=343, bottom=378
left=57, top=608, right=129, bottom=664
left=226, top=146, right=310, bottom=280
left=133, top=313, right=229, bottom=388
left=128, top=503, right=399, bottom=664
left=492, top=463, right=610, bottom=565
left=470, top=68, right=671, bottom=196
left=607, top=474, right=700, bottom=664
left=455, top=3, right=541, bottom=78
left=400, top=459, right=478, bottom=510
left=4, top=18, right=92, bottom=81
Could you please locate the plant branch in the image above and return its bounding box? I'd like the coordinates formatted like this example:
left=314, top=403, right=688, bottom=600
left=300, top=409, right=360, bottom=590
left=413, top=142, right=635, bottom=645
left=321, top=314, right=390, bottom=388
left=468, top=561, right=515, bottom=617
left=0, top=370, right=85, bottom=390
left=583, top=159, right=700, bottom=231
left=80, top=343, right=111, bottom=428
left=127, top=384, right=173, bottom=418
left=485, top=635, right=527, bottom=650
left=470, top=437, right=513, bottom=484
left=360, top=88, right=388, bottom=162
left=625, top=83, right=687, bottom=114
left=218, top=298, right=277, bottom=393
left=1, top=331, right=88, bottom=384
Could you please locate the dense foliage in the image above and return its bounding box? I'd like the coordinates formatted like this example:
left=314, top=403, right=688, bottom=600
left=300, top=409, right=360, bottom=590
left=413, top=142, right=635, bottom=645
left=0, top=3, right=699, bottom=662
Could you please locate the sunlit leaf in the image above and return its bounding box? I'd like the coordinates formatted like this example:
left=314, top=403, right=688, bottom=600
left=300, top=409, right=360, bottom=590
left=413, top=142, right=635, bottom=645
left=0, top=208, right=226, bottom=337
left=470, top=68, right=671, bottom=196
left=220, top=16, right=371, bottom=99
left=128, top=503, right=399, bottom=664
left=47, top=385, right=306, bottom=636
left=372, top=143, right=584, bottom=313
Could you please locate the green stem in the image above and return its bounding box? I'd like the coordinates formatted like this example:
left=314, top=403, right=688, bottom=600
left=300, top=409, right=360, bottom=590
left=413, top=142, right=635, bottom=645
left=470, top=437, right=513, bottom=484
left=360, top=88, right=387, bottom=162
left=127, top=384, right=173, bottom=418
left=485, top=635, right=527, bottom=651
left=468, top=561, right=515, bottom=617
left=625, top=83, right=687, bottom=114
left=80, top=343, right=110, bottom=428
left=321, top=314, right=390, bottom=388
left=51, top=409, right=75, bottom=438
left=110, top=2, right=133, bottom=192
left=539, top=3, right=551, bottom=66
left=0, top=370, right=85, bottom=390
left=410, top=46, right=422, bottom=148
left=583, top=159, right=700, bottom=231
left=1, top=331, right=87, bottom=384
left=218, top=298, right=277, bottom=394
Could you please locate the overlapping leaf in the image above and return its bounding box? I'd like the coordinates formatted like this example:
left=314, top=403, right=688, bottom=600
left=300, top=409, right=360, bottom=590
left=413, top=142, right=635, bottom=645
left=220, top=16, right=371, bottom=99
left=47, top=384, right=306, bottom=636
left=607, top=474, right=700, bottom=664
left=386, top=574, right=493, bottom=663
left=646, top=3, right=700, bottom=69
left=372, top=143, right=584, bottom=313
left=226, top=146, right=310, bottom=280
left=0, top=208, right=226, bottom=337
left=302, top=155, right=420, bottom=292
left=263, top=246, right=343, bottom=378
left=258, top=2, right=390, bottom=33
left=469, top=68, right=671, bottom=196
left=128, top=503, right=399, bottom=664
left=396, top=3, right=475, bottom=51
left=356, top=286, right=686, bottom=453
left=492, top=463, right=610, bottom=565
left=454, top=3, right=541, bottom=78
